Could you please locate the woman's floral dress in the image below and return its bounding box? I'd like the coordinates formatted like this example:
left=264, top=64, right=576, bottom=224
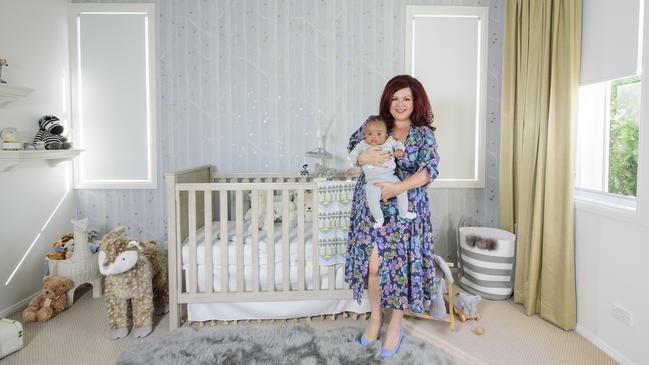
left=344, top=122, right=440, bottom=312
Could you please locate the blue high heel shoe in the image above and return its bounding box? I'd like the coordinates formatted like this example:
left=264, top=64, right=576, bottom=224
left=359, top=316, right=384, bottom=346
left=379, top=327, right=405, bottom=357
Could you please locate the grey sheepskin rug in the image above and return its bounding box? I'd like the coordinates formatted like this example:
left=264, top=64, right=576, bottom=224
left=115, top=323, right=455, bottom=365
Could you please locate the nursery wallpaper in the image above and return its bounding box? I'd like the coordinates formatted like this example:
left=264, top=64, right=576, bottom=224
left=76, top=0, right=504, bottom=260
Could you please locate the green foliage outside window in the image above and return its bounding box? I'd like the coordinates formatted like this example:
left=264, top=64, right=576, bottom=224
left=608, top=76, right=640, bottom=197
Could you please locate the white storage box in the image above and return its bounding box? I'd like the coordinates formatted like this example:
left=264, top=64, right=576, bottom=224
left=0, top=318, right=23, bottom=359
left=458, top=227, right=516, bottom=300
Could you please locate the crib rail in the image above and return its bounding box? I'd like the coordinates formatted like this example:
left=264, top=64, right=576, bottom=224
left=165, top=165, right=352, bottom=329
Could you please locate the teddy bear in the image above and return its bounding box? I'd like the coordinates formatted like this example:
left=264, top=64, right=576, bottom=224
left=33, top=115, right=72, bottom=150
left=23, top=276, right=74, bottom=322
left=99, top=227, right=168, bottom=340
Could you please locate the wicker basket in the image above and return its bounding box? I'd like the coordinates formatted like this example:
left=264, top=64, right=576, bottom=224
left=47, top=218, right=102, bottom=305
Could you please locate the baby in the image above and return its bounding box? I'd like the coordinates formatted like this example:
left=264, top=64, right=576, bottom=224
left=347, top=116, right=417, bottom=228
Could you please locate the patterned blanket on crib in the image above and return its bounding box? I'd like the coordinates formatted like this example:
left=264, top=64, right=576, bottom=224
left=316, top=180, right=356, bottom=266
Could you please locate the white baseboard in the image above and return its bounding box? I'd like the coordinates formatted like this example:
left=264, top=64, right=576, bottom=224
left=576, top=324, right=634, bottom=365
left=0, top=292, right=39, bottom=319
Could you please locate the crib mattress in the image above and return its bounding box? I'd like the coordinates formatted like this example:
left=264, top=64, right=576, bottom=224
left=181, top=221, right=318, bottom=266
left=180, top=221, right=369, bottom=321
left=184, top=261, right=340, bottom=292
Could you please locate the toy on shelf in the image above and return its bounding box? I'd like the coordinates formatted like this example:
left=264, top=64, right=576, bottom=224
left=33, top=115, right=71, bottom=150
left=47, top=218, right=102, bottom=306
left=22, top=276, right=74, bottom=322
left=453, top=292, right=485, bottom=335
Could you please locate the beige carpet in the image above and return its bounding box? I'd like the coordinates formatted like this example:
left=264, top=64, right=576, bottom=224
left=3, top=285, right=616, bottom=365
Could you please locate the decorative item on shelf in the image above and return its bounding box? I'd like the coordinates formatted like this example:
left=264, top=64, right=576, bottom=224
left=0, top=59, right=7, bottom=84
left=1, top=127, right=23, bottom=150
left=305, top=112, right=336, bottom=180
left=33, top=115, right=71, bottom=150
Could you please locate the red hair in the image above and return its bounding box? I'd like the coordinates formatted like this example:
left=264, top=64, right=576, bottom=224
left=378, top=75, right=435, bottom=131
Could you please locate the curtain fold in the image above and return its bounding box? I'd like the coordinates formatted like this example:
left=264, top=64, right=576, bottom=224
left=499, top=0, right=580, bottom=330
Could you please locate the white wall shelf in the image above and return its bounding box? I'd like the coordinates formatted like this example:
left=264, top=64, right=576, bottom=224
left=0, top=149, right=82, bottom=172
left=0, top=84, right=34, bottom=108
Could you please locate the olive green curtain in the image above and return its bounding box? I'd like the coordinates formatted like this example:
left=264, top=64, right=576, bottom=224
left=499, top=0, right=580, bottom=330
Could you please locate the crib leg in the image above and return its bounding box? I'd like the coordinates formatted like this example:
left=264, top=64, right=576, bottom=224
left=169, top=302, right=181, bottom=330
left=91, top=276, right=103, bottom=298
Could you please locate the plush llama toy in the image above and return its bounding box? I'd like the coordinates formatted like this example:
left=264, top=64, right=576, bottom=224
left=98, top=227, right=168, bottom=340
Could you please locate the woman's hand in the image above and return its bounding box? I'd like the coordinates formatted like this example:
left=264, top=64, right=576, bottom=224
left=374, top=182, right=405, bottom=202
left=357, top=147, right=391, bottom=167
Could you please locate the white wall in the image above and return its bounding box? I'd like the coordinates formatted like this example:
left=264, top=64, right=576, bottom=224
left=0, top=0, right=75, bottom=314
left=575, top=206, right=649, bottom=364
left=574, top=2, right=649, bottom=363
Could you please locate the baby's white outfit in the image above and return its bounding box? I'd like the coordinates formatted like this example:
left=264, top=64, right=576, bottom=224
left=349, top=136, right=417, bottom=228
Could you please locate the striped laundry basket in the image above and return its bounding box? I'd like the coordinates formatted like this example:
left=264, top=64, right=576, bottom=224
left=458, top=227, right=516, bottom=300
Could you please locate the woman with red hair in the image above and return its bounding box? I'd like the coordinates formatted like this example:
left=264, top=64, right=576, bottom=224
left=345, top=74, right=439, bottom=357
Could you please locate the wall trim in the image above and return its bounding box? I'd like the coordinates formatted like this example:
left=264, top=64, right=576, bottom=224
left=0, top=291, right=39, bottom=318
left=576, top=324, right=635, bottom=365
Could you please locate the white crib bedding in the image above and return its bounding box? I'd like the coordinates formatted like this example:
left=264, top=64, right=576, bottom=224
left=180, top=221, right=370, bottom=321
left=187, top=298, right=369, bottom=322
left=182, top=264, right=369, bottom=321
left=181, top=221, right=318, bottom=267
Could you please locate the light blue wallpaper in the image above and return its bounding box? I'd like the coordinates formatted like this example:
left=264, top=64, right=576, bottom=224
left=76, top=0, right=504, bottom=260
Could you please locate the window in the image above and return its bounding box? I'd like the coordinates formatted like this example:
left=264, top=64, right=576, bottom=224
left=575, top=0, right=647, bottom=214
left=405, top=6, right=489, bottom=188
left=575, top=75, right=641, bottom=202
left=69, top=3, right=157, bottom=189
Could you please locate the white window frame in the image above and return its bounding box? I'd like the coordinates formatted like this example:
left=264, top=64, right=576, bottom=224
left=69, top=3, right=157, bottom=189
left=405, top=6, right=488, bottom=189
left=575, top=0, right=649, bottom=228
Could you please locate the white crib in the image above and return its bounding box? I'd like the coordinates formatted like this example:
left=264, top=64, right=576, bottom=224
left=165, top=165, right=368, bottom=329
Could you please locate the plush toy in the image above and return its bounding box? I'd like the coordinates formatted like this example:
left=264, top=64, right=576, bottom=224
left=429, top=255, right=453, bottom=319
left=33, top=115, right=71, bottom=150
left=46, top=233, right=74, bottom=260
left=465, top=234, right=498, bottom=250
left=244, top=191, right=298, bottom=230
left=99, top=227, right=168, bottom=340
left=22, top=276, right=74, bottom=322
left=454, top=292, right=485, bottom=335
left=303, top=191, right=314, bottom=222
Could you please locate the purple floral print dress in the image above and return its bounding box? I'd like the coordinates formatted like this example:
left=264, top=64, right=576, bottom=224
left=344, top=122, right=440, bottom=313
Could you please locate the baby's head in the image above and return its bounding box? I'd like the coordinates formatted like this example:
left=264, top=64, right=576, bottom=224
left=363, top=116, right=388, bottom=146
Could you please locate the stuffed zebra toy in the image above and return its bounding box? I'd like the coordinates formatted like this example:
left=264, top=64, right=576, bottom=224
left=33, top=115, right=71, bottom=150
